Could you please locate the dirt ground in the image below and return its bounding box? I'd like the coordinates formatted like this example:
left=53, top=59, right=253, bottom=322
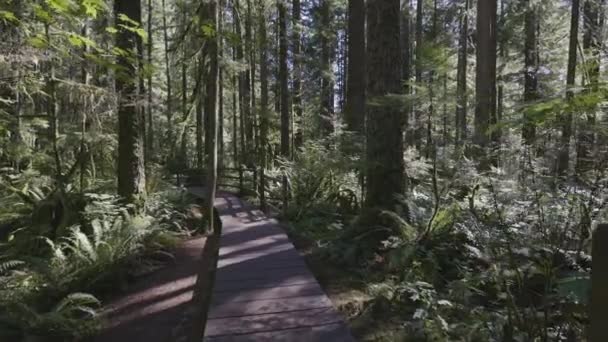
left=91, top=236, right=207, bottom=342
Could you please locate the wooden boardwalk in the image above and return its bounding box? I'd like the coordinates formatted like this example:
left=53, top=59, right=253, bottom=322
left=191, top=190, right=354, bottom=341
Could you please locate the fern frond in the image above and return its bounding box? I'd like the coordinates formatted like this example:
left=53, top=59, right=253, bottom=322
left=0, top=260, right=25, bottom=274
left=53, top=293, right=100, bottom=313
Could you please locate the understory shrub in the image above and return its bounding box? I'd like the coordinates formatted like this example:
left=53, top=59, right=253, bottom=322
left=287, top=146, right=600, bottom=341
left=0, top=175, right=197, bottom=340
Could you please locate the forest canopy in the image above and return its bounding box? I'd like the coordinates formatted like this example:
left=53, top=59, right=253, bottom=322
left=0, top=0, right=607, bottom=340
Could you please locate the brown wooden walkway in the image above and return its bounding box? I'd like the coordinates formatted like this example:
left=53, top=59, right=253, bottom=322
left=191, top=190, right=354, bottom=341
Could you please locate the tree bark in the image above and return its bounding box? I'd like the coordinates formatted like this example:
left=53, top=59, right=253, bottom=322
left=243, top=0, right=254, bottom=167
left=258, top=0, right=269, bottom=210
left=162, top=0, right=173, bottom=143
left=401, top=1, right=411, bottom=146
left=278, top=0, right=290, bottom=159
left=522, top=0, right=539, bottom=145
left=203, top=0, right=219, bottom=234
left=292, top=0, right=303, bottom=148
left=115, top=0, right=146, bottom=203
left=365, top=0, right=404, bottom=209
left=474, top=0, right=497, bottom=168
left=576, top=0, right=604, bottom=173
left=218, top=0, right=225, bottom=169
left=146, top=0, right=154, bottom=160
left=278, top=0, right=290, bottom=208
left=413, top=0, right=423, bottom=149
left=345, top=0, right=365, bottom=134
left=557, top=0, right=579, bottom=175
left=320, top=0, right=334, bottom=136
left=455, top=0, right=469, bottom=145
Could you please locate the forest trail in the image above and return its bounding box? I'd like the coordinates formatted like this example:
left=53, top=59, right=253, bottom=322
left=188, top=188, right=354, bottom=342
left=93, top=236, right=207, bottom=342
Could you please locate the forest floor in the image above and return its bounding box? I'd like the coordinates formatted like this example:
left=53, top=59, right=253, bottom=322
left=92, top=236, right=207, bottom=342
left=289, top=233, right=406, bottom=341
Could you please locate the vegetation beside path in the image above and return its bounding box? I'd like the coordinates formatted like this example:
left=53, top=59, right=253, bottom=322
left=0, top=181, right=210, bottom=341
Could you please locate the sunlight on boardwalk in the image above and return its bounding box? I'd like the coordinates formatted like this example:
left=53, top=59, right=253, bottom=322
left=190, top=189, right=354, bottom=341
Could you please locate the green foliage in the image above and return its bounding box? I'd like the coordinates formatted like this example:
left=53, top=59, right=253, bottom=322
left=0, top=174, right=194, bottom=339
left=285, top=141, right=597, bottom=341
left=279, top=141, right=361, bottom=220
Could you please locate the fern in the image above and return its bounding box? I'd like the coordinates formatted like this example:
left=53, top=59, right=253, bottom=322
left=53, top=292, right=100, bottom=315
left=0, top=260, right=25, bottom=274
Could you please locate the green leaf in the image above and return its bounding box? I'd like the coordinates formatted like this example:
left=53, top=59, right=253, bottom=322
left=0, top=10, right=18, bottom=24
left=46, top=0, right=75, bottom=14
left=28, top=35, right=48, bottom=49
left=33, top=4, right=52, bottom=23
left=201, top=23, right=216, bottom=37
left=81, top=0, right=105, bottom=18
left=67, top=33, right=97, bottom=49
left=118, top=13, right=139, bottom=27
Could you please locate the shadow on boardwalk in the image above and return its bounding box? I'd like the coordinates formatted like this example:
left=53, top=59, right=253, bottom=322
left=201, top=192, right=355, bottom=342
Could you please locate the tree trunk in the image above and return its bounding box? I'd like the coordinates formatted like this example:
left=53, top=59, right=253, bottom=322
left=413, top=0, right=423, bottom=149
left=44, top=24, right=64, bottom=189
left=115, top=0, right=146, bottom=203
left=401, top=1, right=411, bottom=146
left=243, top=0, right=254, bottom=168
left=180, top=3, right=189, bottom=168
left=80, top=21, right=90, bottom=191
left=522, top=0, right=539, bottom=145
left=455, top=0, right=469, bottom=145
left=474, top=0, right=497, bottom=168
left=258, top=0, right=269, bottom=210
left=146, top=0, right=154, bottom=160
left=497, top=0, right=505, bottom=139
left=203, top=0, right=219, bottom=234
left=196, top=55, right=205, bottom=169
left=320, top=0, right=334, bottom=136
left=292, top=0, right=303, bottom=148
left=278, top=0, right=290, bottom=208
left=234, top=0, right=247, bottom=179
left=345, top=0, right=365, bottom=134
left=218, top=0, right=225, bottom=169
left=557, top=0, right=580, bottom=175
left=576, top=0, right=603, bottom=173
left=365, top=0, right=404, bottom=209
left=162, top=0, right=173, bottom=143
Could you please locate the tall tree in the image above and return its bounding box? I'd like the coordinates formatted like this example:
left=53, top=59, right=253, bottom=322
left=455, top=0, right=469, bottom=145
left=278, top=0, right=290, bottom=207
left=320, top=0, right=334, bottom=135
left=278, top=0, right=290, bottom=158
left=557, top=0, right=580, bottom=175
left=413, top=0, right=423, bottom=149
left=522, top=0, right=539, bottom=145
left=576, top=0, right=604, bottom=172
left=161, top=0, right=173, bottom=142
left=115, top=0, right=146, bottom=203
left=146, top=0, right=154, bottom=160
left=258, top=0, right=269, bottom=209
left=474, top=0, right=497, bottom=167
left=401, top=0, right=412, bottom=146
left=344, top=0, right=365, bottom=134
left=243, top=0, right=254, bottom=168
left=203, top=0, right=219, bottom=233
left=292, top=0, right=303, bottom=148
left=365, top=0, right=404, bottom=209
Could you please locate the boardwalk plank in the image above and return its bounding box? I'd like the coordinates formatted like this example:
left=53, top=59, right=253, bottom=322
left=188, top=190, right=354, bottom=342
left=207, top=295, right=334, bottom=319
left=204, top=323, right=353, bottom=342
left=205, top=307, right=343, bottom=336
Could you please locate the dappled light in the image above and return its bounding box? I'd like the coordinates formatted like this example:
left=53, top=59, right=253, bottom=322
left=1, top=0, right=606, bottom=340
